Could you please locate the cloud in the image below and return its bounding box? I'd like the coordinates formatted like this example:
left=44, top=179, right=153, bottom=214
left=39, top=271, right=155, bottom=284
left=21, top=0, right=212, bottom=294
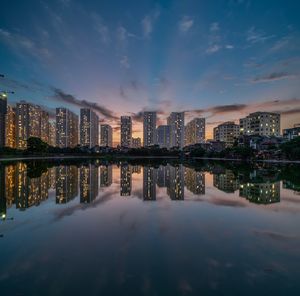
left=246, top=27, right=275, bottom=44
left=0, top=28, right=51, bottom=60
left=210, top=22, right=219, bottom=32
left=141, top=6, right=161, bottom=38
left=120, top=55, right=130, bottom=69
left=178, top=16, right=194, bottom=33
left=253, top=72, right=295, bottom=83
left=91, top=14, right=110, bottom=45
left=52, top=88, right=118, bottom=120
left=206, top=44, right=221, bottom=54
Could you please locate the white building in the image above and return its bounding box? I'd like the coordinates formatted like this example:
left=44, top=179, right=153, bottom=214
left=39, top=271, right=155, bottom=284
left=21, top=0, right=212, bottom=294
left=167, top=112, right=185, bottom=149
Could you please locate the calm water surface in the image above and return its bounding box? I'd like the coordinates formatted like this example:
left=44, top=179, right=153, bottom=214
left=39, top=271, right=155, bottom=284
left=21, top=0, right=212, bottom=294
left=0, top=160, right=300, bottom=295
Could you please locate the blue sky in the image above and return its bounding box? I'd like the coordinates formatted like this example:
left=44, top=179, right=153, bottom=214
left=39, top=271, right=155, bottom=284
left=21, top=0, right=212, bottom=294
left=0, top=0, right=299, bottom=141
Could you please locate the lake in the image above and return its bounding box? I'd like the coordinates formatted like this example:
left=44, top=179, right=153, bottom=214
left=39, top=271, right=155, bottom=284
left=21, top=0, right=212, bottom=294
left=0, top=160, right=300, bottom=295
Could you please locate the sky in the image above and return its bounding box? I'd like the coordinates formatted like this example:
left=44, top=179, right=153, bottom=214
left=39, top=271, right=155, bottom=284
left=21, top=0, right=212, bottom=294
left=0, top=0, right=300, bottom=144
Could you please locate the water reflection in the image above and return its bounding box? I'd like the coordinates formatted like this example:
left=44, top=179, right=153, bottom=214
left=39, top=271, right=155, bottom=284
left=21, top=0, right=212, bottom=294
left=0, top=161, right=300, bottom=218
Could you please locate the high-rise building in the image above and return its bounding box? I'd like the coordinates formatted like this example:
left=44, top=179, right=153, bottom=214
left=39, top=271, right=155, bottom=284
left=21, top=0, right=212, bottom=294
left=240, top=112, right=280, bottom=137
left=167, top=112, right=185, bottom=149
left=185, top=118, right=205, bottom=146
left=15, top=102, right=43, bottom=149
left=156, top=125, right=171, bottom=149
left=40, top=110, right=50, bottom=144
left=56, top=108, right=78, bottom=148
left=0, top=93, right=8, bottom=147
left=132, top=137, right=141, bottom=148
left=120, top=116, right=132, bottom=148
left=143, top=111, right=157, bottom=147
left=49, top=121, right=56, bottom=147
left=5, top=105, right=16, bottom=148
left=213, top=121, right=239, bottom=147
left=100, top=124, right=112, bottom=147
left=80, top=108, right=99, bottom=148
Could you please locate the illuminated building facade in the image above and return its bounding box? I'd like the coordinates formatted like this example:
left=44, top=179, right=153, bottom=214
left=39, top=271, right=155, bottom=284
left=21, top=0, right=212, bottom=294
left=185, top=118, right=205, bottom=146
left=80, top=108, right=99, bottom=148
left=56, top=107, right=79, bottom=148
left=100, top=124, right=112, bottom=147
left=5, top=105, right=16, bottom=148
left=120, top=116, right=132, bottom=148
left=143, top=111, right=157, bottom=147
left=0, top=93, right=7, bottom=147
left=213, top=121, right=239, bottom=147
left=15, top=102, right=49, bottom=149
left=240, top=112, right=280, bottom=137
left=156, top=125, right=171, bottom=149
left=167, top=112, right=185, bottom=149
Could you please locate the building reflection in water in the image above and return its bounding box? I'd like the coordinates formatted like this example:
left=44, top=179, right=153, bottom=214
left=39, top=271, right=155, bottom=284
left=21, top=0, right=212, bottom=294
left=100, top=166, right=112, bottom=187
left=0, top=162, right=293, bottom=215
left=131, top=165, right=141, bottom=175
left=80, top=164, right=99, bottom=203
left=213, top=169, right=239, bottom=193
left=239, top=182, right=280, bottom=204
left=15, top=163, right=50, bottom=210
left=167, top=165, right=184, bottom=200
left=0, top=165, right=6, bottom=220
left=120, top=164, right=132, bottom=196
left=185, top=167, right=205, bottom=195
left=143, top=166, right=157, bottom=201
left=56, top=166, right=79, bottom=204
left=156, top=165, right=170, bottom=188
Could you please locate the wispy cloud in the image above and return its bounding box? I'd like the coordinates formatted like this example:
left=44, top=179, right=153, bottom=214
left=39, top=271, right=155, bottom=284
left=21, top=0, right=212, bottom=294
left=51, top=88, right=118, bottom=120
left=246, top=26, right=275, bottom=44
left=120, top=55, right=130, bottom=69
left=252, top=72, right=295, bottom=83
left=91, top=13, right=110, bottom=45
left=178, top=16, right=194, bottom=33
left=0, top=28, right=52, bottom=60
left=206, top=22, right=234, bottom=54
left=141, top=8, right=160, bottom=38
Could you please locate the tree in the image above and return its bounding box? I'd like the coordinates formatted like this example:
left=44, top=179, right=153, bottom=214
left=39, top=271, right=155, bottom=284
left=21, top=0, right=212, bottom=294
left=27, top=137, right=49, bottom=153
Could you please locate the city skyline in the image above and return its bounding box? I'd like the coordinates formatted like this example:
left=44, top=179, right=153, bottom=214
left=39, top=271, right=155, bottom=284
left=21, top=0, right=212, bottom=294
left=0, top=0, right=300, bottom=145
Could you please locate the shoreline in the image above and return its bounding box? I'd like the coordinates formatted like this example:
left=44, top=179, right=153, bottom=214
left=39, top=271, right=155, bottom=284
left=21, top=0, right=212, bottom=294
left=0, top=155, right=299, bottom=164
